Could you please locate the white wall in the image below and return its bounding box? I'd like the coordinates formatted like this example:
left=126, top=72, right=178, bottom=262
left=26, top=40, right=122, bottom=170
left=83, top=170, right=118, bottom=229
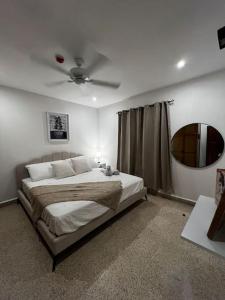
left=0, top=87, right=98, bottom=202
left=1, top=69, right=225, bottom=202
left=98, top=70, right=225, bottom=201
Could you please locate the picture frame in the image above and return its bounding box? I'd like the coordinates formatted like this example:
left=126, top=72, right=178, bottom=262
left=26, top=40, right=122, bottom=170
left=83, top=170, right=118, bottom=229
left=47, top=112, right=69, bottom=142
left=215, top=168, right=225, bottom=205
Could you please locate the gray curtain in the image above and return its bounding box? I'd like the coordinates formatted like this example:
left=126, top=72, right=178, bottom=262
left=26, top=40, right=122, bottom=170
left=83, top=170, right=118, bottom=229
left=117, top=102, right=173, bottom=193
left=117, top=108, right=144, bottom=177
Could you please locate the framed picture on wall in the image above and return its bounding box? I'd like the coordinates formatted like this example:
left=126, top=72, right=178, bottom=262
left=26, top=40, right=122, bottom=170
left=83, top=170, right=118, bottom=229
left=47, top=112, right=69, bottom=142
left=215, top=169, right=225, bottom=205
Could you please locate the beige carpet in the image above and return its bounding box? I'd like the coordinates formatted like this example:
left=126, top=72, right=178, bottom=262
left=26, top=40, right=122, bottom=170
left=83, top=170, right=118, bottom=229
left=1, top=196, right=225, bottom=300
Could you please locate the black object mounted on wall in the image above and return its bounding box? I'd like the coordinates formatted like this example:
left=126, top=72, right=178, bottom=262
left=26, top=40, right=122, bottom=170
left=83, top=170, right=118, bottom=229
left=218, top=26, right=225, bottom=49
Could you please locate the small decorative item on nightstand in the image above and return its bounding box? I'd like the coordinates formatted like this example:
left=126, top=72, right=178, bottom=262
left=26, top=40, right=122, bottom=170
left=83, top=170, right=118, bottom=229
left=95, top=150, right=106, bottom=168
left=96, top=151, right=102, bottom=164
left=99, top=163, right=106, bottom=169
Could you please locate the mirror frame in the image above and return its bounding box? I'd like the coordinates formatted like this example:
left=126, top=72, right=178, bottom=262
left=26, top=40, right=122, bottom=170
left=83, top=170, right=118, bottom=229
left=171, top=123, right=224, bottom=168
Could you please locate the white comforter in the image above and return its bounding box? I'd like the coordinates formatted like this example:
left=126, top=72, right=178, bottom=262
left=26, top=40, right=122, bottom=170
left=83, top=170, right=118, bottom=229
left=22, top=168, right=144, bottom=236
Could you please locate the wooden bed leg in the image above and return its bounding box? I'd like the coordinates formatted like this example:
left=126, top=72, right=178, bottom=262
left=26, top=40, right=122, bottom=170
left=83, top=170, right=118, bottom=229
left=52, top=257, right=56, bottom=272
left=145, top=194, right=148, bottom=201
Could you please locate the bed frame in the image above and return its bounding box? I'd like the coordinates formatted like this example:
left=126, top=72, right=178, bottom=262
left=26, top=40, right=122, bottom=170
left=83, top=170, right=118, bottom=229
left=16, top=152, right=148, bottom=271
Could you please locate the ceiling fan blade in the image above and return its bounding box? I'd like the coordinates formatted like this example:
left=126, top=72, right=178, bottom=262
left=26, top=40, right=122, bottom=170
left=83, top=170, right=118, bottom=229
left=88, top=79, right=120, bottom=89
left=86, top=53, right=109, bottom=76
left=45, top=80, right=67, bottom=87
left=31, top=55, right=69, bottom=76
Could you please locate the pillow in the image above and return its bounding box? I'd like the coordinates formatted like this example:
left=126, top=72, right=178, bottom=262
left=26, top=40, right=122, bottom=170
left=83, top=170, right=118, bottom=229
left=26, top=162, right=54, bottom=182
left=73, top=156, right=98, bottom=168
left=88, top=157, right=98, bottom=168
left=51, top=160, right=76, bottom=179
left=65, top=158, right=73, bottom=168
left=71, top=157, right=92, bottom=174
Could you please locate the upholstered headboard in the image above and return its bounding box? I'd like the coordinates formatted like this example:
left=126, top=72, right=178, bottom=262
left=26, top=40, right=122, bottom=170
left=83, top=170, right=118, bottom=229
left=16, top=151, right=81, bottom=189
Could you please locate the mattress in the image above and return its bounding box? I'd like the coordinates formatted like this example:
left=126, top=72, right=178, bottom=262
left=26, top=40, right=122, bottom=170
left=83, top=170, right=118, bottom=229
left=22, top=168, right=144, bottom=236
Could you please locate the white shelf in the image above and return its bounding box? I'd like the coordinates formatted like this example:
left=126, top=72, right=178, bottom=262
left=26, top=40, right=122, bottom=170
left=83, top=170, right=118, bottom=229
left=181, top=195, right=225, bottom=258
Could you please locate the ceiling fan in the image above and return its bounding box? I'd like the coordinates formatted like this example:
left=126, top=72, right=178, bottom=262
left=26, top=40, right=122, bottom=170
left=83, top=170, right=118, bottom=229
left=47, top=54, right=121, bottom=89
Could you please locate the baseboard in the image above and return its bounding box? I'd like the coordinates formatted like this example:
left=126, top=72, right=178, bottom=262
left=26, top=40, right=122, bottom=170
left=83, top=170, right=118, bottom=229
left=157, top=191, right=196, bottom=206
left=0, top=197, right=18, bottom=208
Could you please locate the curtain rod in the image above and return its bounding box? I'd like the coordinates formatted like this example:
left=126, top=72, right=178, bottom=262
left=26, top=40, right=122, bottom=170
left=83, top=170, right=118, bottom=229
left=117, top=99, right=174, bottom=114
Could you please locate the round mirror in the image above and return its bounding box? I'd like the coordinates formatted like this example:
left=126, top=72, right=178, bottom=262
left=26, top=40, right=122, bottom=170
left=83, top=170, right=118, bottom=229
left=171, top=123, right=224, bottom=168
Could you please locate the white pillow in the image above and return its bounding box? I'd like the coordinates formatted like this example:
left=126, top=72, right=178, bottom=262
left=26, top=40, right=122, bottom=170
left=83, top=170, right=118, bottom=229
left=71, top=157, right=92, bottom=174
left=65, top=158, right=73, bottom=168
left=88, top=157, right=98, bottom=168
left=26, top=162, right=54, bottom=182
left=73, top=156, right=98, bottom=168
left=51, top=160, right=76, bottom=179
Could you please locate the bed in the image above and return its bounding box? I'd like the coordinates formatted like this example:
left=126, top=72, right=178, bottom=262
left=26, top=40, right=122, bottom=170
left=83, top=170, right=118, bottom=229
left=16, top=152, right=147, bottom=270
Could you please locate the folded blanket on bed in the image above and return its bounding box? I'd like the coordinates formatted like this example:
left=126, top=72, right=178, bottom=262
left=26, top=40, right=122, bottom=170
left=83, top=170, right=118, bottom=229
left=30, top=181, right=122, bottom=222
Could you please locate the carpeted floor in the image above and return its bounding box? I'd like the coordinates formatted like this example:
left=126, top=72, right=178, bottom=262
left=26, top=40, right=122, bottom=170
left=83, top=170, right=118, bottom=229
left=1, top=196, right=225, bottom=300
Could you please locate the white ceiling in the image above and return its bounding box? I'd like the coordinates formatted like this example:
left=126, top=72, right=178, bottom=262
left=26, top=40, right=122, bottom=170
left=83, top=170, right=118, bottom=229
left=0, top=0, right=225, bottom=108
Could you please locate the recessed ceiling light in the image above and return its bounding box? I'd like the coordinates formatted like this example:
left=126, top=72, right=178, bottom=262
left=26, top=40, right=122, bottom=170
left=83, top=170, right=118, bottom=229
left=92, top=96, right=97, bottom=102
left=176, top=59, right=186, bottom=69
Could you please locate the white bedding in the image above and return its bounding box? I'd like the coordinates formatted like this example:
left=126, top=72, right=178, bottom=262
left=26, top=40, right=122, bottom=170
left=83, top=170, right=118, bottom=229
left=22, top=168, right=144, bottom=236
